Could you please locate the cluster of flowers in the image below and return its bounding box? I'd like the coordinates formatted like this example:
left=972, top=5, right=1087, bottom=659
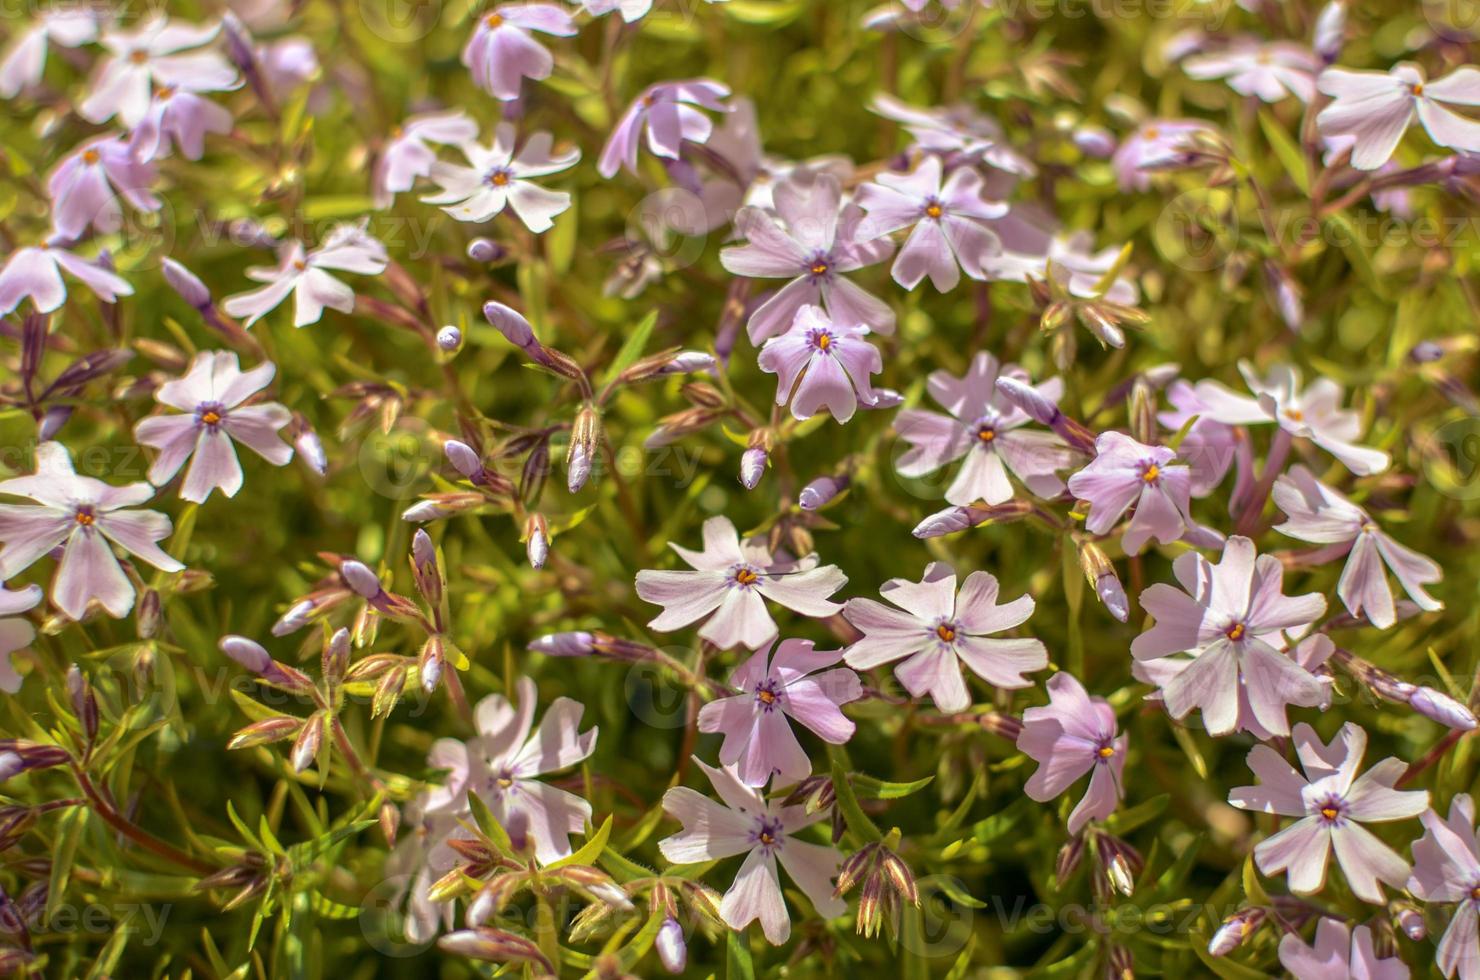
left=2, top=0, right=1479, bottom=976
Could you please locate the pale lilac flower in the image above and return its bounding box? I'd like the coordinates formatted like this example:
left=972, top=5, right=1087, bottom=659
left=1132, top=536, right=1326, bottom=737
left=572, top=0, right=653, bottom=21
left=1135, top=633, right=1335, bottom=742
left=80, top=16, right=239, bottom=128
left=598, top=79, right=731, bottom=178
left=842, top=561, right=1046, bottom=713
left=132, top=83, right=234, bottom=161
left=720, top=173, right=896, bottom=342
left=1183, top=40, right=1321, bottom=103
left=0, top=584, right=42, bottom=693
left=659, top=758, right=844, bottom=945
left=47, top=136, right=160, bottom=239
left=0, top=442, right=184, bottom=621
left=221, top=221, right=388, bottom=328
left=1157, top=380, right=1237, bottom=497
left=1067, top=432, right=1223, bottom=555
left=461, top=4, right=576, bottom=102
left=0, top=239, right=132, bottom=314
left=1112, top=119, right=1219, bottom=191
left=1273, top=465, right=1442, bottom=628
left=757, top=305, right=881, bottom=424
left=869, top=94, right=1036, bottom=177
left=635, top=515, right=846, bottom=651
left=1229, top=722, right=1428, bottom=904
left=134, top=351, right=293, bottom=503
left=1409, top=794, right=1480, bottom=980
left=0, top=6, right=99, bottom=99
left=1317, top=63, right=1480, bottom=170
left=373, top=110, right=479, bottom=208
left=980, top=232, right=1139, bottom=306
left=854, top=157, right=1006, bottom=291
left=1313, top=1, right=1346, bottom=64
left=1194, top=361, right=1390, bottom=475
left=422, top=124, right=578, bottom=232
left=894, top=351, right=1072, bottom=506
left=421, top=675, right=596, bottom=864
left=697, top=638, right=861, bottom=788
left=1279, top=919, right=1410, bottom=980
left=1017, top=672, right=1127, bottom=833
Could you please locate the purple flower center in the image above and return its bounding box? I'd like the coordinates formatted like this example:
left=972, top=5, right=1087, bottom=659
left=197, top=401, right=226, bottom=429
left=485, top=168, right=513, bottom=187
left=754, top=678, right=782, bottom=711
left=933, top=619, right=959, bottom=645
left=1224, top=622, right=1246, bottom=642
left=73, top=505, right=96, bottom=527
left=805, top=251, right=833, bottom=281
left=1313, top=795, right=1346, bottom=825
left=752, top=815, right=784, bottom=852
left=806, top=328, right=836, bottom=354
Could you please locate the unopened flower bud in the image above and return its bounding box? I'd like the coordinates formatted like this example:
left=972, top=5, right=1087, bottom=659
left=568, top=406, right=600, bottom=493
left=324, top=628, right=351, bottom=684
left=272, top=599, right=315, bottom=636
left=529, top=631, right=595, bottom=657
left=739, top=447, right=767, bottom=490
left=444, top=440, right=483, bottom=480
left=1410, top=687, right=1478, bottom=730
left=1394, top=905, right=1426, bottom=941
left=136, top=587, right=163, bottom=638
left=294, top=422, right=327, bottom=476
left=340, top=561, right=383, bottom=600
left=162, top=258, right=211, bottom=310
left=220, top=635, right=272, bottom=673
left=1056, top=835, right=1086, bottom=884
left=913, top=506, right=979, bottom=538
left=1079, top=542, right=1128, bottom=623
left=1409, top=341, right=1445, bottom=363
left=525, top=513, right=549, bottom=568
left=483, top=301, right=538, bottom=352
left=1208, top=907, right=1265, bottom=956
left=1074, top=125, right=1116, bottom=158
left=658, top=351, right=715, bottom=376
left=655, top=916, right=686, bottom=974
left=290, top=713, right=324, bottom=773
left=800, top=475, right=846, bottom=511
left=1313, top=1, right=1345, bottom=63
left=466, top=238, right=505, bottom=263
left=436, top=325, right=462, bottom=352
left=419, top=636, right=444, bottom=692
left=66, top=666, right=98, bottom=743
left=38, top=406, right=71, bottom=441
left=869, top=388, right=905, bottom=410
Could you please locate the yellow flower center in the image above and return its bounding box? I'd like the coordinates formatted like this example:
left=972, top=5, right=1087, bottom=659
left=1226, top=623, right=1245, bottom=641
left=759, top=831, right=775, bottom=845
left=1143, top=126, right=1160, bottom=140
left=757, top=689, right=775, bottom=705
left=491, top=171, right=510, bottom=186
left=925, top=203, right=943, bottom=219
left=977, top=426, right=996, bottom=442
left=936, top=624, right=956, bottom=643
left=485, top=12, right=504, bottom=28
left=810, top=261, right=828, bottom=276
left=1142, top=464, right=1159, bottom=483
left=1098, top=745, right=1116, bottom=758
left=201, top=410, right=222, bottom=426
left=735, top=568, right=758, bottom=585
left=129, top=49, right=148, bottom=65
left=816, top=333, right=831, bottom=350
left=293, top=259, right=307, bottom=271
left=75, top=511, right=95, bottom=526
left=1412, top=82, right=1424, bottom=96
left=1284, top=407, right=1304, bottom=422
left=82, top=149, right=101, bottom=165
left=1320, top=806, right=1339, bottom=820
left=496, top=776, right=513, bottom=789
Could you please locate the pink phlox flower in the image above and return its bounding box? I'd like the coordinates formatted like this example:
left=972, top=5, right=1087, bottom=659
left=0, top=5, right=99, bottom=99
left=132, top=81, right=234, bottom=161
left=221, top=220, right=388, bottom=328
left=1273, top=464, right=1442, bottom=629
left=461, top=4, right=576, bottom=102
left=842, top=561, right=1047, bottom=713
left=1017, top=672, right=1127, bottom=833
left=894, top=351, right=1072, bottom=506
left=423, top=123, right=579, bottom=232
left=373, top=110, right=480, bottom=208
left=421, top=675, right=597, bottom=865
left=980, top=231, right=1139, bottom=305
left=1193, top=361, right=1390, bottom=475
left=1408, top=793, right=1480, bottom=980
left=0, top=441, right=184, bottom=620
left=597, top=78, right=732, bottom=179
left=697, top=637, right=861, bottom=788
left=1317, top=63, right=1480, bottom=170
left=0, top=583, right=43, bottom=693
left=1112, top=119, right=1220, bottom=191
left=721, top=172, right=896, bottom=342
left=0, top=237, right=132, bottom=314
left=80, top=15, right=239, bottom=128
left=1131, top=535, right=1327, bottom=737
left=634, top=515, right=847, bottom=651
left=47, top=134, right=160, bottom=239
left=134, top=351, right=293, bottom=503
left=1133, top=632, right=1335, bottom=741
left=756, top=304, right=882, bottom=423
left=1183, top=39, right=1321, bottom=103
left=869, top=93, right=1036, bottom=178
left=1229, top=722, right=1428, bottom=904
left=1156, top=379, right=1238, bottom=497
left=658, top=758, right=845, bottom=945
left=1067, top=431, right=1224, bottom=555
left=853, top=156, right=1007, bottom=291
left=1279, top=918, right=1411, bottom=980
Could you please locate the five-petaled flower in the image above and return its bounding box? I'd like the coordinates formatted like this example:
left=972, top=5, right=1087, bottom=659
left=47, top=135, right=160, bottom=240
left=598, top=78, right=732, bottom=178
left=697, top=638, right=861, bottom=788
left=1017, top=672, right=1127, bottom=833
left=1229, top=721, right=1428, bottom=904
left=1408, top=793, right=1480, bottom=980
left=659, top=758, right=845, bottom=945
left=1317, top=63, right=1480, bottom=171
left=842, top=561, right=1046, bottom=713
left=373, top=110, right=480, bottom=208
left=461, top=4, right=577, bottom=102
left=894, top=351, right=1072, bottom=506
left=1278, top=918, right=1412, bottom=980
left=757, top=304, right=882, bottom=423
left=422, top=123, right=579, bottom=232
left=1067, top=431, right=1223, bottom=555
left=0, top=442, right=184, bottom=620
left=635, top=515, right=846, bottom=650
left=221, top=221, right=388, bottom=328
left=79, top=15, right=239, bottom=128
left=1132, top=535, right=1327, bottom=737
left=134, top=351, right=294, bottom=503
left=0, top=239, right=132, bottom=314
